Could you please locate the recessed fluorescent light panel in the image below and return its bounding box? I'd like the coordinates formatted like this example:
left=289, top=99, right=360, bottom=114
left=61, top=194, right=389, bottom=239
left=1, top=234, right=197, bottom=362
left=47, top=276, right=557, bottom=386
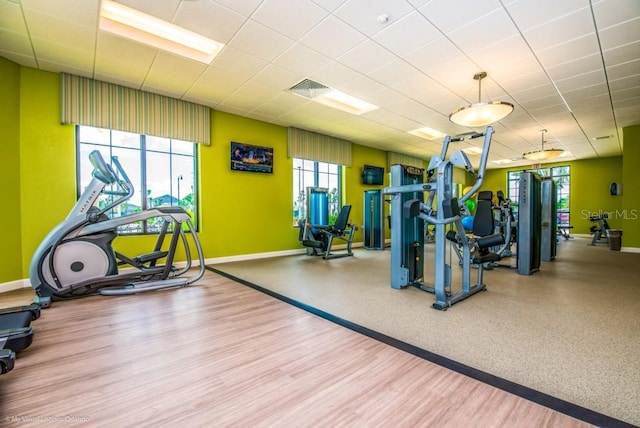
left=315, top=89, right=378, bottom=115
left=288, top=80, right=377, bottom=115
left=465, top=147, right=483, bottom=155
left=492, top=159, right=513, bottom=165
left=99, top=0, right=224, bottom=64
left=408, top=127, right=446, bottom=140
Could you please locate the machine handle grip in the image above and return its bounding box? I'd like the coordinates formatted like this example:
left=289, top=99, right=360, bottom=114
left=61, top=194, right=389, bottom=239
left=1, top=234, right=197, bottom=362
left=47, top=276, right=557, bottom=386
left=89, top=151, right=117, bottom=184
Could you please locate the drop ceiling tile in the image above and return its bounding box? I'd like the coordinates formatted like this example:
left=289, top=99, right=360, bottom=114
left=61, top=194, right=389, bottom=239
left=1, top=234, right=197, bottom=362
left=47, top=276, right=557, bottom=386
left=333, top=0, right=414, bottom=37
left=186, top=68, right=248, bottom=105
left=407, top=0, right=431, bottom=7
left=611, top=86, right=640, bottom=102
left=555, top=70, right=608, bottom=92
left=536, top=34, right=601, bottom=70
left=31, top=38, right=95, bottom=71
left=26, top=13, right=95, bottom=54
left=504, top=0, right=587, bottom=32
left=473, top=35, right=536, bottom=75
left=251, top=63, right=305, bottom=91
left=211, top=46, right=268, bottom=80
left=418, top=0, right=502, bottom=30
left=608, top=74, right=640, bottom=92
left=175, top=0, right=245, bottom=43
left=210, top=0, right=263, bottom=17
left=546, top=54, right=602, bottom=82
left=337, top=39, right=399, bottom=76
left=273, top=42, right=333, bottom=76
left=221, top=80, right=283, bottom=111
left=299, top=15, right=367, bottom=58
left=228, top=20, right=293, bottom=62
left=308, top=61, right=363, bottom=88
left=522, top=6, right=595, bottom=52
left=111, top=0, right=180, bottom=21
left=592, top=0, right=640, bottom=29
left=372, top=11, right=441, bottom=57
left=603, top=40, right=640, bottom=67
left=310, top=0, right=347, bottom=12
left=367, top=58, right=421, bottom=88
left=252, top=92, right=311, bottom=118
left=21, top=0, right=99, bottom=26
left=0, top=29, right=32, bottom=58
left=606, top=59, right=640, bottom=81
left=447, top=8, right=518, bottom=52
left=0, top=1, right=28, bottom=33
left=401, top=35, right=451, bottom=72
left=0, top=50, right=37, bottom=67
left=597, top=16, right=640, bottom=50
left=95, top=33, right=157, bottom=85
left=36, top=57, right=94, bottom=76
left=143, top=52, right=208, bottom=96
left=252, top=0, right=327, bottom=40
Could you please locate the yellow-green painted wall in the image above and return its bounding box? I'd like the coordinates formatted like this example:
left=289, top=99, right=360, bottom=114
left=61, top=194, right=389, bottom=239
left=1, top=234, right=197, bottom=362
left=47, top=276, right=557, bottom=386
left=18, top=69, right=76, bottom=279
left=0, top=57, right=22, bottom=283
left=622, top=125, right=640, bottom=248
left=200, top=111, right=296, bottom=256
left=348, top=144, right=390, bottom=242
left=482, top=156, right=623, bottom=234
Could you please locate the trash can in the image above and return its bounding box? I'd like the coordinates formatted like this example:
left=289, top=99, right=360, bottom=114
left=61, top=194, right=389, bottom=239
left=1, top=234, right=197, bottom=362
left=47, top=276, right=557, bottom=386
left=608, top=229, right=622, bottom=251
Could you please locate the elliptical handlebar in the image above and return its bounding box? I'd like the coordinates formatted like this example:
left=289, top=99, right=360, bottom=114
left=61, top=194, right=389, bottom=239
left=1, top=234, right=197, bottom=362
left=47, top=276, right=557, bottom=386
left=89, top=150, right=117, bottom=184
left=83, top=151, right=135, bottom=218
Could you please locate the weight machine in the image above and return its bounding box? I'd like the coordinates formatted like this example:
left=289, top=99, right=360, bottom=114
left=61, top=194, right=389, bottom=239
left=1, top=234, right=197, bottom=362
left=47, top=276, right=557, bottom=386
left=383, top=127, right=503, bottom=310
left=589, top=214, right=610, bottom=246
left=363, top=189, right=385, bottom=250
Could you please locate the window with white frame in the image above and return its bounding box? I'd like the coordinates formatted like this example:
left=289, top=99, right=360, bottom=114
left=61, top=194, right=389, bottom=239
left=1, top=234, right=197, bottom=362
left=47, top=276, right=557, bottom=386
left=292, top=158, right=341, bottom=226
left=76, top=125, right=198, bottom=234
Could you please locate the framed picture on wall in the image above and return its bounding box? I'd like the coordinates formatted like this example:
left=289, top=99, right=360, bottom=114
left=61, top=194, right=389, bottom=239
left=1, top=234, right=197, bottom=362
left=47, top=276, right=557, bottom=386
left=230, top=141, right=273, bottom=174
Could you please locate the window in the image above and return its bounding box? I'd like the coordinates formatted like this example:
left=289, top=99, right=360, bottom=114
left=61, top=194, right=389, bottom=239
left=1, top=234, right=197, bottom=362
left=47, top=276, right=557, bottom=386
left=507, top=166, right=570, bottom=225
left=77, top=125, right=198, bottom=234
left=293, top=158, right=341, bottom=226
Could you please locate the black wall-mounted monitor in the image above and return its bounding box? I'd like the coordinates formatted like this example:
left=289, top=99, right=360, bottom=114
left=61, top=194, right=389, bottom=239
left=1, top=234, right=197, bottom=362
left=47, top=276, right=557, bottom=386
left=230, top=141, right=273, bottom=174
left=362, top=165, right=385, bottom=185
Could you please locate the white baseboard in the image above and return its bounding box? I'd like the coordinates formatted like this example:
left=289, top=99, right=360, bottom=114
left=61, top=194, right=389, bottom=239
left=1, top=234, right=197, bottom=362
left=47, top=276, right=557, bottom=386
left=205, top=248, right=307, bottom=265
left=621, top=246, right=640, bottom=253
left=0, top=279, right=31, bottom=293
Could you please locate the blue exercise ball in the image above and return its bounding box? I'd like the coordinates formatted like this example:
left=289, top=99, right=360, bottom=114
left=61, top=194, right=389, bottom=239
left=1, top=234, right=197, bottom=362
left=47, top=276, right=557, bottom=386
left=461, top=215, right=474, bottom=231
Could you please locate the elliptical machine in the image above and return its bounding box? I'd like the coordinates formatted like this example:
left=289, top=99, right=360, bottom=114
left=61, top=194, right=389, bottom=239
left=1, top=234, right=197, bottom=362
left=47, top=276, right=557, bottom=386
left=30, top=150, right=205, bottom=299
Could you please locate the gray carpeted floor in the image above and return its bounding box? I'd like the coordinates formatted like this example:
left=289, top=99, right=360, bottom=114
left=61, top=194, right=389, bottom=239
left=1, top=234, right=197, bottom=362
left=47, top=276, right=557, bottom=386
left=209, top=237, right=640, bottom=426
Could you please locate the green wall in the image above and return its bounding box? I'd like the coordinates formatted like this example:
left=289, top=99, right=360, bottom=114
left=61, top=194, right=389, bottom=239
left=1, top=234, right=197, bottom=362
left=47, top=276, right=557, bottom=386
left=200, top=111, right=296, bottom=257
left=0, top=57, right=22, bottom=283
left=348, top=143, right=390, bottom=241
left=482, top=156, right=624, bottom=234
left=622, top=125, right=640, bottom=248
left=19, top=68, right=76, bottom=279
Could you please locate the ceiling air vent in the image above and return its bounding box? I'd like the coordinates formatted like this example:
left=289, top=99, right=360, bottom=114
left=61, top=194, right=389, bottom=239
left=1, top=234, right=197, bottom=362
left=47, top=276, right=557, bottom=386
left=288, top=79, right=331, bottom=99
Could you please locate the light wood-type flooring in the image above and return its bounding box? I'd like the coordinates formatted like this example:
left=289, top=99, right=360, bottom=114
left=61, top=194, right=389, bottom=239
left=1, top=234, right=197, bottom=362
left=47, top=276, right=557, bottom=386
left=2, top=271, right=593, bottom=427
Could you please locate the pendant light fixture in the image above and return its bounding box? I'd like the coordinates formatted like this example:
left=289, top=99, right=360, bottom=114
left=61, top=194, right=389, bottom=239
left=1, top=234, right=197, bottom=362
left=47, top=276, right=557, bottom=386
left=523, top=129, right=564, bottom=161
left=449, top=72, right=514, bottom=127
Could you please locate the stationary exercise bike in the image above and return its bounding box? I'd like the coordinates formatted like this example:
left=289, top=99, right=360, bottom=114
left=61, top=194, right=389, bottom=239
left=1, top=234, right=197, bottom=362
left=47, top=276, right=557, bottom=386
left=29, top=150, right=205, bottom=299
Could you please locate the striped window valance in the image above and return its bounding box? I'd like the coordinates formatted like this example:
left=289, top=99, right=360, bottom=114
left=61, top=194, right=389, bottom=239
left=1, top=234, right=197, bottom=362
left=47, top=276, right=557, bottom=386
left=288, top=127, right=352, bottom=166
left=60, top=73, right=211, bottom=145
left=387, top=152, right=425, bottom=169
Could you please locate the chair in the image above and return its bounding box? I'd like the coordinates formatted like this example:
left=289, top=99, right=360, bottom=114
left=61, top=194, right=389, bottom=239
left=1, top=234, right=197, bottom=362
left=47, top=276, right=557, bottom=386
left=299, top=205, right=355, bottom=259
left=470, top=191, right=504, bottom=286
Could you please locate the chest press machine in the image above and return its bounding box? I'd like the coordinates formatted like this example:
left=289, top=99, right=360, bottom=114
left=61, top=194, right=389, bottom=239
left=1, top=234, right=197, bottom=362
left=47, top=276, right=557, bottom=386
left=383, top=126, right=503, bottom=310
